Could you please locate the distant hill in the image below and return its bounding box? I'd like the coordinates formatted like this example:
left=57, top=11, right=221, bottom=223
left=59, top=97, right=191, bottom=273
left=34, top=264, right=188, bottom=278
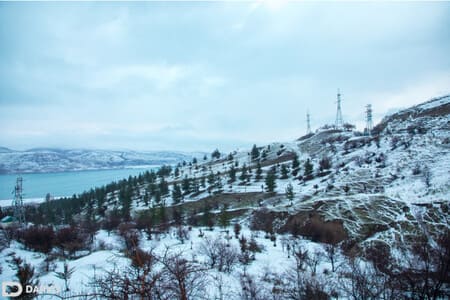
left=0, top=147, right=12, bottom=153
left=0, top=148, right=205, bottom=174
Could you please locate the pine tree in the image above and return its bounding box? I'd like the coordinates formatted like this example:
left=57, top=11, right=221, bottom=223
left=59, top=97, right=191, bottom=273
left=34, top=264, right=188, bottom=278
left=285, top=183, right=294, bottom=205
left=143, top=191, right=150, bottom=206
left=304, top=158, right=313, bottom=178
left=255, top=161, right=263, bottom=181
left=291, top=153, right=300, bottom=176
left=239, top=164, right=249, bottom=183
left=265, top=166, right=277, bottom=192
left=211, top=148, right=221, bottom=160
left=158, top=203, right=167, bottom=229
left=192, top=177, right=200, bottom=193
left=207, top=171, right=215, bottom=186
left=159, top=177, right=169, bottom=196
left=119, top=187, right=132, bottom=221
left=280, top=164, right=289, bottom=179
left=215, top=172, right=223, bottom=193
left=228, top=165, right=237, bottom=183
left=200, top=176, right=206, bottom=188
left=154, top=190, right=161, bottom=204
left=261, top=150, right=267, bottom=160
left=219, top=205, right=230, bottom=228
left=181, top=176, right=191, bottom=195
left=202, top=205, right=214, bottom=229
left=251, top=144, right=260, bottom=161
left=172, top=183, right=183, bottom=204
left=292, top=153, right=300, bottom=169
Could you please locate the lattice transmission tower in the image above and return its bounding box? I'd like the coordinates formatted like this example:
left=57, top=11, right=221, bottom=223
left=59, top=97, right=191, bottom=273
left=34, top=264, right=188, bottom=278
left=12, top=176, right=25, bottom=224
left=306, top=111, right=312, bottom=134
left=335, top=89, right=344, bottom=129
left=365, top=104, right=373, bottom=135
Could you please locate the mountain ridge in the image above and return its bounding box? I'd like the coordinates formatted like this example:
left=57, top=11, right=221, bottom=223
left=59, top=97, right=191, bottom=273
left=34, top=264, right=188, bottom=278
left=0, top=148, right=205, bottom=174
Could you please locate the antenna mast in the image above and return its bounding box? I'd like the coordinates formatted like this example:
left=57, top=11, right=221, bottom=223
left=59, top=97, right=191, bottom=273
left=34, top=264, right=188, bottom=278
left=306, top=111, right=312, bottom=134
left=335, top=89, right=344, bottom=129
left=365, top=104, right=373, bottom=136
left=12, top=177, right=25, bottom=225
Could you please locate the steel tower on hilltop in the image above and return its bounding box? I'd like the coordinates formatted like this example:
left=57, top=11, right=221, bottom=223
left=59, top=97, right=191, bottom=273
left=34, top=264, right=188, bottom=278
left=335, top=89, right=344, bottom=129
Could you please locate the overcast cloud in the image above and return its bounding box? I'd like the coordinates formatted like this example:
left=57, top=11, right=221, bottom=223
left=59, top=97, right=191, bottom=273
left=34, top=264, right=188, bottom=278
left=1, top=1, right=449, bottom=152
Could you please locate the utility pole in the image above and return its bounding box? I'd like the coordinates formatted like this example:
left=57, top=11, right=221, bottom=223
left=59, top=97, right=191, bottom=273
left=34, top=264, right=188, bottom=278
left=335, top=89, right=344, bottom=129
left=12, top=176, right=25, bottom=225
left=365, top=104, right=373, bottom=136
left=306, top=111, right=312, bottom=134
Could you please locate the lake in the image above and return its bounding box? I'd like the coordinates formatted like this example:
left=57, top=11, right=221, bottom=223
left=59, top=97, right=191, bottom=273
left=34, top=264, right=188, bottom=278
left=0, top=166, right=159, bottom=203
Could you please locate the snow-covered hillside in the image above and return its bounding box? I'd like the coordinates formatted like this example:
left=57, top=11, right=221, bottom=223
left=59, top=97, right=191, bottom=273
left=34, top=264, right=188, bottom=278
left=0, top=95, right=449, bottom=299
left=0, top=148, right=204, bottom=174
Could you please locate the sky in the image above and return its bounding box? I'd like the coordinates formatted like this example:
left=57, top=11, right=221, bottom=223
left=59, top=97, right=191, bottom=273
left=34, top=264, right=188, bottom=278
left=1, top=1, right=449, bottom=152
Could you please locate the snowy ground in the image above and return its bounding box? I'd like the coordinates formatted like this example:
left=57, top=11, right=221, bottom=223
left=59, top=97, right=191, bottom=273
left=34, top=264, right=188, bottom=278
left=0, top=227, right=341, bottom=299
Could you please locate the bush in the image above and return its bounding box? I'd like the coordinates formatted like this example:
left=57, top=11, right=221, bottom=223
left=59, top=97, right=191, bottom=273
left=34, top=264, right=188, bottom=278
left=199, top=237, right=238, bottom=273
left=55, top=226, right=88, bottom=258
left=319, top=156, right=332, bottom=171
left=118, top=222, right=141, bottom=253
left=20, top=225, right=55, bottom=254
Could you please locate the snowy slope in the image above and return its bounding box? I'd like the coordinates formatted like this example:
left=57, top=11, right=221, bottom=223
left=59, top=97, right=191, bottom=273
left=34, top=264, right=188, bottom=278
left=0, top=95, right=448, bottom=299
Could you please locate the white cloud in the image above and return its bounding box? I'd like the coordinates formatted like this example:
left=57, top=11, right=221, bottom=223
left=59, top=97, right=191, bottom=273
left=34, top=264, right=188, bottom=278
left=87, top=64, right=189, bottom=90
left=367, top=73, right=450, bottom=113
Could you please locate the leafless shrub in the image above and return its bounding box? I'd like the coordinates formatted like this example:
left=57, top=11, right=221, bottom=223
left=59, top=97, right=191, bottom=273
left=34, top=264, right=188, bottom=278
left=240, top=273, right=265, bottom=300
left=306, top=250, right=323, bottom=276
left=175, top=226, right=190, bottom=244
left=55, top=225, right=88, bottom=259
left=92, top=247, right=166, bottom=299
left=118, top=222, right=140, bottom=254
left=1, top=223, right=20, bottom=248
left=159, top=249, right=208, bottom=300
left=19, top=225, right=55, bottom=254
left=199, top=237, right=238, bottom=273
left=339, top=258, right=397, bottom=300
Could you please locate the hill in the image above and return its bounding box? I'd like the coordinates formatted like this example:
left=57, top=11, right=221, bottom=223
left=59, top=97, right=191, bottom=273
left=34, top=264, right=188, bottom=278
left=0, top=148, right=203, bottom=174
left=1, top=95, right=449, bottom=299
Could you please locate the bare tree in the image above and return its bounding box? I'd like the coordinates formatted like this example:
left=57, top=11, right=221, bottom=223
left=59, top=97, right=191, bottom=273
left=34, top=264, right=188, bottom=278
left=199, top=237, right=238, bottom=272
left=398, top=232, right=450, bottom=299
left=325, top=243, right=338, bottom=272
left=339, top=257, right=399, bottom=300
left=91, top=248, right=162, bottom=299
left=306, top=250, right=323, bottom=276
left=159, top=248, right=208, bottom=300
left=240, top=273, right=265, bottom=300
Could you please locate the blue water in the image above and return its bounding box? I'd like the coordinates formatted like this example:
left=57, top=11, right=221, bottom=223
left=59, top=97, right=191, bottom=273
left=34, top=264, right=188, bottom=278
left=0, top=167, right=159, bottom=200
